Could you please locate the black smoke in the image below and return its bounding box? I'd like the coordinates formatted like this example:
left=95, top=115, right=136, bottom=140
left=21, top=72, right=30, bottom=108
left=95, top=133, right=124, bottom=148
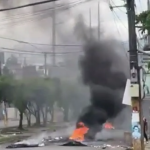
left=77, top=38, right=128, bottom=138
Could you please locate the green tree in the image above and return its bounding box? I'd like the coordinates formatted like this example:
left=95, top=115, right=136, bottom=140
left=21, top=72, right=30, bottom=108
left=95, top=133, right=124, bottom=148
left=59, top=81, right=88, bottom=121
left=25, top=78, right=44, bottom=126
left=2, top=66, right=14, bottom=78
left=6, top=55, right=19, bottom=68
left=24, top=78, right=59, bottom=126
left=12, top=81, right=30, bottom=129
left=0, top=75, right=88, bottom=128
left=136, top=10, right=150, bottom=34
left=0, top=76, right=14, bottom=104
left=48, top=78, right=62, bottom=123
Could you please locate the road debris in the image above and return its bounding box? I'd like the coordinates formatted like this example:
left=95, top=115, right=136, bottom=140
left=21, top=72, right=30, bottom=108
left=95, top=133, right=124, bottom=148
left=5, top=135, right=129, bottom=149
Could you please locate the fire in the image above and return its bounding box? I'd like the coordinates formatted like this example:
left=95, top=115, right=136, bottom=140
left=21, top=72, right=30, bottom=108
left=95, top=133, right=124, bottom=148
left=104, top=122, right=114, bottom=129
left=69, top=122, right=89, bottom=142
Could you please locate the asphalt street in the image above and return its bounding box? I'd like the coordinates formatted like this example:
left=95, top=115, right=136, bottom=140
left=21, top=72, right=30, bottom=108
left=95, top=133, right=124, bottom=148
left=0, top=145, right=124, bottom=150
left=0, top=146, right=95, bottom=150
left=0, top=126, right=127, bottom=150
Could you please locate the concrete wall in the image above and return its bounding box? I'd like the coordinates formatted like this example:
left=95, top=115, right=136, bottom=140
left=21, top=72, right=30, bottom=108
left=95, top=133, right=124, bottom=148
left=7, top=107, right=17, bottom=119
left=5, top=107, right=64, bottom=123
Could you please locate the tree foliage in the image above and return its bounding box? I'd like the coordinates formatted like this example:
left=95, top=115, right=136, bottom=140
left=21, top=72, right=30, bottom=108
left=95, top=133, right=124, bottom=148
left=0, top=75, right=88, bottom=129
left=136, top=10, right=150, bottom=34
left=6, top=55, right=19, bottom=68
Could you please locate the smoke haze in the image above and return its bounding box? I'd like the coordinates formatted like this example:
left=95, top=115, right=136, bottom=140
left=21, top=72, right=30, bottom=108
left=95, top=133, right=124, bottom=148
left=73, top=13, right=129, bottom=138
left=0, top=0, right=131, bottom=141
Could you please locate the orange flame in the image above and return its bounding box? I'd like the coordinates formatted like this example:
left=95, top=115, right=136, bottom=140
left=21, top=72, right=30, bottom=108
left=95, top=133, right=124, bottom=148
left=104, top=122, right=114, bottom=129
left=69, top=122, right=89, bottom=141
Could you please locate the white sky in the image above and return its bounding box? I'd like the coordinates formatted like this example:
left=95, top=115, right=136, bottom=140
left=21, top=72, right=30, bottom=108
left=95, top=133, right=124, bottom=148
left=0, top=0, right=147, bottom=64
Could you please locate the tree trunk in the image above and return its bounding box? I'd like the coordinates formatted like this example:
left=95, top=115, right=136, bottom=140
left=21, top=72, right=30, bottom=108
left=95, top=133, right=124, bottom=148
left=50, top=107, right=54, bottom=123
left=64, top=106, right=69, bottom=122
left=36, top=109, right=40, bottom=125
left=25, top=112, right=31, bottom=127
left=27, top=114, right=31, bottom=127
left=43, top=106, right=48, bottom=126
left=27, top=118, right=31, bottom=127
left=18, top=112, right=23, bottom=130
left=41, top=108, right=46, bottom=126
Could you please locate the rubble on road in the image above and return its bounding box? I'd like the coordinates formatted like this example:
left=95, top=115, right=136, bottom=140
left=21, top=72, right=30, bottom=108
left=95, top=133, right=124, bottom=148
left=5, top=135, right=132, bottom=149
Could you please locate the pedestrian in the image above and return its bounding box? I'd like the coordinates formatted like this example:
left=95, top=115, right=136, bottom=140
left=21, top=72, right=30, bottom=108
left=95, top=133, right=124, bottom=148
left=143, top=117, right=148, bottom=143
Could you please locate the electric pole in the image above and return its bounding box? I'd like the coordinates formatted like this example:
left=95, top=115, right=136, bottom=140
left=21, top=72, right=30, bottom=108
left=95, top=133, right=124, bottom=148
left=44, top=52, right=48, bottom=125
left=127, top=0, right=144, bottom=150
left=147, top=0, right=150, bottom=46
left=44, top=53, right=47, bottom=77
left=0, top=61, right=1, bottom=76
left=52, top=1, right=56, bottom=66
left=98, top=1, right=100, bottom=41
left=89, top=8, right=92, bottom=38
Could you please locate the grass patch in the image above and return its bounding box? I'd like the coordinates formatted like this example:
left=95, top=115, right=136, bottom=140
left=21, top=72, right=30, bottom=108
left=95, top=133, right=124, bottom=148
left=0, top=135, right=30, bottom=144
left=0, top=127, right=28, bottom=135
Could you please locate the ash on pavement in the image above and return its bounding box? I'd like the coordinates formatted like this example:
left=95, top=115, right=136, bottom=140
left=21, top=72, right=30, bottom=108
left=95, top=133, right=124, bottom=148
left=1, top=145, right=124, bottom=150
left=3, top=128, right=129, bottom=150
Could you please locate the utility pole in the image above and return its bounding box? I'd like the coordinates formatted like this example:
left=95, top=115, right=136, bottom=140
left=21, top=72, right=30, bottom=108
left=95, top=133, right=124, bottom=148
left=98, top=1, right=100, bottom=41
left=89, top=8, right=92, bottom=38
left=44, top=52, right=48, bottom=125
left=147, top=0, right=150, bottom=46
left=126, top=0, right=144, bottom=150
left=52, top=1, right=56, bottom=66
left=0, top=61, right=1, bottom=76
left=44, top=53, right=47, bottom=77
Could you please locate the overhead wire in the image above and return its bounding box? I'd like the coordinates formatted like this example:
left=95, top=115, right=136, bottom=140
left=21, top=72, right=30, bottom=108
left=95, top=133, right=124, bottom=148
left=0, top=0, right=80, bottom=22
left=110, top=0, right=126, bottom=13
left=111, top=10, right=128, bottom=30
left=0, top=36, right=83, bottom=47
left=0, top=47, right=83, bottom=54
left=0, top=1, right=68, bottom=21
left=109, top=0, right=128, bottom=58
left=134, top=0, right=149, bottom=98
left=0, top=0, right=90, bottom=28
left=0, top=0, right=58, bottom=12
left=0, top=0, right=91, bottom=45
left=137, top=0, right=144, bottom=13
left=0, top=0, right=90, bottom=54
left=134, top=0, right=145, bottom=50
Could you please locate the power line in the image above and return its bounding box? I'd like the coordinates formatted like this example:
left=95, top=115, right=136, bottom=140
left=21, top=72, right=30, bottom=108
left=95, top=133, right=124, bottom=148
left=134, top=2, right=145, bottom=50
left=112, top=11, right=127, bottom=29
left=109, top=3, right=128, bottom=58
left=0, top=1, right=70, bottom=20
left=0, top=0, right=58, bottom=12
left=0, top=0, right=89, bottom=28
left=0, top=0, right=84, bottom=21
left=0, top=47, right=83, bottom=54
left=1, top=50, right=42, bottom=56
left=110, top=0, right=126, bottom=13
left=0, top=36, right=84, bottom=47
left=0, top=0, right=91, bottom=48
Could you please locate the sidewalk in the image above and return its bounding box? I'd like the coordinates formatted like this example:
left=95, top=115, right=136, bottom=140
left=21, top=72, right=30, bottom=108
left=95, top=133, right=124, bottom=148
left=146, top=142, right=150, bottom=150
left=0, top=119, right=34, bottom=129
left=0, top=119, right=70, bottom=129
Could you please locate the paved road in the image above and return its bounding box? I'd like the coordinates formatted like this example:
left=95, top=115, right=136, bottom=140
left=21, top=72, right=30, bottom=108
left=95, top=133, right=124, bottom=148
left=0, top=120, right=70, bottom=129
left=0, top=120, right=28, bottom=128
left=0, top=145, right=124, bottom=150
left=0, top=146, right=93, bottom=150
left=0, top=126, right=133, bottom=150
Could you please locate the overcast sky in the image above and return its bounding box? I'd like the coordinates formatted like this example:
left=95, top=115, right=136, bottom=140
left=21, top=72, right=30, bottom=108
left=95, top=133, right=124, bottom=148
left=0, top=0, right=147, bottom=64
left=0, top=0, right=147, bottom=43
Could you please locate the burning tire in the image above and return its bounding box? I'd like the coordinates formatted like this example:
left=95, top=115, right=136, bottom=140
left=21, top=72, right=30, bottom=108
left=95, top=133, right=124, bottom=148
left=103, top=122, right=114, bottom=130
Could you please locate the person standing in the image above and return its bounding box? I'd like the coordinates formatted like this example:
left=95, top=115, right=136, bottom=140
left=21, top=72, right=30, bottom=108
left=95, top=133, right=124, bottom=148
left=143, top=117, right=148, bottom=143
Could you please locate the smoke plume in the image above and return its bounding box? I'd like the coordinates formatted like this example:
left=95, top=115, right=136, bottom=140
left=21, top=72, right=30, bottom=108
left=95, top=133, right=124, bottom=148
left=74, top=16, right=128, bottom=138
